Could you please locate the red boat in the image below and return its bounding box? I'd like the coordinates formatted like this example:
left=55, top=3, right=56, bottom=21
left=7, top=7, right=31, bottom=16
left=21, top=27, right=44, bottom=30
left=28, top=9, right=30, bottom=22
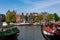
left=41, top=23, right=60, bottom=40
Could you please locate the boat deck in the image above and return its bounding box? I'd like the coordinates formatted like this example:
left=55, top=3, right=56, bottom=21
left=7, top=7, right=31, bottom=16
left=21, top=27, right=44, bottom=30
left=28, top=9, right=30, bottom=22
left=0, top=26, right=19, bottom=36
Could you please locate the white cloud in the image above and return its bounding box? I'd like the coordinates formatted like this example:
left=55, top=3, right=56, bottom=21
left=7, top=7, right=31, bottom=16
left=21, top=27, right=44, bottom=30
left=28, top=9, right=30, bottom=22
left=12, top=0, right=60, bottom=13
left=27, top=0, right=60, bottom=12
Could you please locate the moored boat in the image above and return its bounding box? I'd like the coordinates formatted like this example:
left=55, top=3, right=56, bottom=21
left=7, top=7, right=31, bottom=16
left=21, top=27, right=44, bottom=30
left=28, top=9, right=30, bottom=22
left=41, top=23, right=60, bottom=40
left=0, top=25, right=19, bottom=40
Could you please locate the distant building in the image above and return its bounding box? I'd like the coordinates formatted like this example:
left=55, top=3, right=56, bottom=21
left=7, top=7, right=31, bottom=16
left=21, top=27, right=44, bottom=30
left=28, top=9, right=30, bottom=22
left=33, top=12, right=38, bottom=16
left=41, top=12, right=48, bottom=22
left=6, top=10, right=16, bottom=15
left=13, top=10, right=16, bottom=14
left=0, top=14, right=5, bottom=26
left=21, top=13, right=25, bottom=22
left=6, top=10, right=10, bottom=15
left=0, top=14, right=5, bottom=22
left=29, top=13, right=33, bottom=23
left=16, top=14, right=21, bottom=23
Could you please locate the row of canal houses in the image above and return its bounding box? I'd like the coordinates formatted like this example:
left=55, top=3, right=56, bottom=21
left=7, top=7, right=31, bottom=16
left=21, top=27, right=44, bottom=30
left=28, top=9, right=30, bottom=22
left=0, top=10, right=49, bottom=23
left=16, top=12, right=48, bottom=23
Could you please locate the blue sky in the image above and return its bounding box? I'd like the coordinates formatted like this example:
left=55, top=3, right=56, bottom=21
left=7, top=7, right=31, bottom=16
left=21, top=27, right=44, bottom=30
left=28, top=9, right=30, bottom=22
left=0, top=0, right=60, bottom=15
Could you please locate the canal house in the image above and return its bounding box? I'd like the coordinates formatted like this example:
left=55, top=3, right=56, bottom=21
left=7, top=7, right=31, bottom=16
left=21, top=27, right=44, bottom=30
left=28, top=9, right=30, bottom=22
left=0, top=14, right=5, bottom=26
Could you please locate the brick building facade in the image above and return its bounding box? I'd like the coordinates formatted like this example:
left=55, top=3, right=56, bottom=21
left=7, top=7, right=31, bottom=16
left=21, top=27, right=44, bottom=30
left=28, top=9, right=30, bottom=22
left=16, top=14, right=21, bottom=23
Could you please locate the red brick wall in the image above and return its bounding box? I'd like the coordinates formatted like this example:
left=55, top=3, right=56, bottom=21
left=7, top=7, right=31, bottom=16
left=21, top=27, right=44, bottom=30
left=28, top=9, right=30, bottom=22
left=16, top=14, right=21, bottom=23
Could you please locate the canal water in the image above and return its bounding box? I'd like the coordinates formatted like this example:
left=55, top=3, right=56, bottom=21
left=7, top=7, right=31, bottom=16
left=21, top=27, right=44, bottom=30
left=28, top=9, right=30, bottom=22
left=5, top=26, right=45, bottom=40
left=17, top=26, right=45, bottom=40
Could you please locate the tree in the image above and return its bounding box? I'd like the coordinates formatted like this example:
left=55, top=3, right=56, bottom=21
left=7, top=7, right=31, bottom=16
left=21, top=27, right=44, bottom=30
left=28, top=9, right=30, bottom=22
left=47, top=14, right=54, bottom=21
left=6, top=11, right=16, bottom=23
left=32, top=16, right=35, bottom=20
left=37, top=14, right=43, bottom=21
left=58, top=17, right=60, bottom=21
left=6, top=14, right=11, bottom=23
left=24, top=15, right=28, bottom=22
left=10, top=12, right=16, bottom=22
left=32, top=15, right=37, bottom=22
left=53, top=13, right=59, bottom=21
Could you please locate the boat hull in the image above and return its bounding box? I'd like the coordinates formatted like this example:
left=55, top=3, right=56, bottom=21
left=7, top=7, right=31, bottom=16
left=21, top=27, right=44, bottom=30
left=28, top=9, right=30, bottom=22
left=0, top=33, right=18, bottom=40
left=41, top=26, right=60, bottom=40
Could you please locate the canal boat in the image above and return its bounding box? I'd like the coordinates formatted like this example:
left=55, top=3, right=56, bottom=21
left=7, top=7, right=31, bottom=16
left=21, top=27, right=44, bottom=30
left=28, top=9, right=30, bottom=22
left=0, top=25, right=19, bottom=40
left=41, top=23, right=60, bottom=40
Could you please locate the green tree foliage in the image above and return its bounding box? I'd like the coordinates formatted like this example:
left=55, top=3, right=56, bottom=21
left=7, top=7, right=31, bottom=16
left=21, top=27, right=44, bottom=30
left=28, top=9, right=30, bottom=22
left=24, top=15, right=28, bottom=22
left=6, top=15, right=10, bottom=23
left=32, top=16, right=36, bottom=20
left=6, top=12, right=16, bottom=23
left=37, top=14, right=43, bottom=21
left=11, top=12, right=16, bottom=22
left=58, top=17, right=60, bottom=21
left=32, top=15, right=38, bottom=22
left=47, top=14, right=54, bottom=21
left=53, top=13, right=59, bottom=21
